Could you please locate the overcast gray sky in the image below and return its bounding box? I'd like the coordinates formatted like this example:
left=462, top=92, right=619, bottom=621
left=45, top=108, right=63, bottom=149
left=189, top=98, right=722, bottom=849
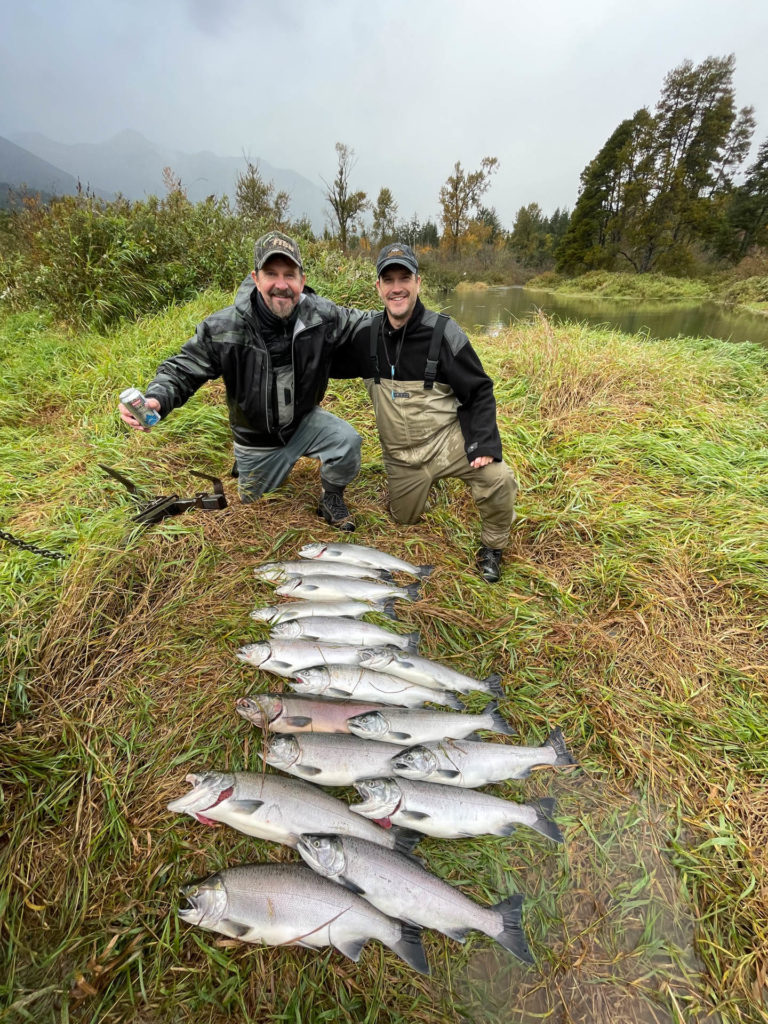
left=2, top=0, right=766, bottom=229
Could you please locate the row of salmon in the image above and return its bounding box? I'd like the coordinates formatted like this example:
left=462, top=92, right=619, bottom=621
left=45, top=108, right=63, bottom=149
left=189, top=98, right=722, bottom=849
left=171, top=541, right=575, bottom=974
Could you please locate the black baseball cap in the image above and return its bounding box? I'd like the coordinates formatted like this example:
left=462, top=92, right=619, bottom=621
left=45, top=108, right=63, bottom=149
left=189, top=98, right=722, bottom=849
left=376, top=242, right=419, bottom=277
left=254, top=231, right=303, bottom=271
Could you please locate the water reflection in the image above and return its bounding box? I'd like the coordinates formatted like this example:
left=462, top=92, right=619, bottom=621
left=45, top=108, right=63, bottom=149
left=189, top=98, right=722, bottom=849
left=444, top=285, right=768, bottom=347
left=446, top=777, right=716, bottom=1024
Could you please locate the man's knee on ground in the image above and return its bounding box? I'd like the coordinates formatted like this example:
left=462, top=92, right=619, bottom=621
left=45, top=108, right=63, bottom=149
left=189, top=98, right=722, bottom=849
left=389, top=504, right=422, bottom=525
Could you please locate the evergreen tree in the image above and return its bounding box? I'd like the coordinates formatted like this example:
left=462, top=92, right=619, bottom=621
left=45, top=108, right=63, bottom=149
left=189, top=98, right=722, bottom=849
left=556, top=55, right=755, bottom=275
left=725, top=137, right=768, bottom=259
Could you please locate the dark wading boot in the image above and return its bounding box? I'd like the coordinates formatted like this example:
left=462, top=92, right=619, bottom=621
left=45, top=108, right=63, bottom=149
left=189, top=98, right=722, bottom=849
left=317, top=490, right=355, bottom=532
left=477, top=546, right=503, bottom=583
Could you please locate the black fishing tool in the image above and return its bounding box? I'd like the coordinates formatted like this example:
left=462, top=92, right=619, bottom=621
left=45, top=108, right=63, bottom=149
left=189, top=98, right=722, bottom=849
left=99, top=465, right=228, bottom=526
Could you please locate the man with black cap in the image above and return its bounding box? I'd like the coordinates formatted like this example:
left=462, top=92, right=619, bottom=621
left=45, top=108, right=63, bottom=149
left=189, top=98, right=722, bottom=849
left=331, top=242, right=517, bottom=581
left=118, top=231, right=368, bottom=530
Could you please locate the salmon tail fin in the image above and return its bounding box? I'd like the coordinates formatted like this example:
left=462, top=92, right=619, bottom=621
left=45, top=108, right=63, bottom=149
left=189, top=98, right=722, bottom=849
left=485, top=700, right=516, bottom=736
left=381, top=599, right=399, bottom=620
left=391, top=922, right=430, bottom=975
left=547, top=727, right=577, bottom=768
left=405, top=631, right=420, bottom=653
left=530, top=798, right=564, bottom=843
left=492, top=894, right=534, bottom=964
left=416, top=564, right=434, bottom=578
left=404, top=582, right=422, bottom=601
left=484, top=673, right=505, bottom=698
left=391, top=827, right=422, bottom=858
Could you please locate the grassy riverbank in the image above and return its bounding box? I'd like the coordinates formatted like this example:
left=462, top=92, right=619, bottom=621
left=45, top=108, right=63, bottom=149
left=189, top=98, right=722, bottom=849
left=526, top=269, right=768, bottom=316
left=1, top=300, right=767, bottom=1024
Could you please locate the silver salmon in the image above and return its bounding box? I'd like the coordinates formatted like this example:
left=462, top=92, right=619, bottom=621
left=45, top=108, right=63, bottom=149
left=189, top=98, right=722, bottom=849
left=265, top=732, right=408, bottom=787
left=276, top=575, right=421, bottom=604
left=297, top=834, right=532, bottom=964
left=236, top=640, right=367, bottom=677
left=391, top=729, right=577, bottom=788
left=288, top=666, right=465, bottom=710
left=358, top=647, right=504, bottom=698
left=345, top=700, right=514, bottom=745
left=352, top=777, right=564, bottom=843
left=236, top=694, right=392, bottom=735
left=299, top=541, right=432, bottom=578
left=254, top=560, right=393, bottom=583
left=166, top=770, right=405, bottom=849
left=250, top=600, right=397, bottom=623
left=271, top=616, right=419, bottom=652
left=178, top=863, right=429, bottom=974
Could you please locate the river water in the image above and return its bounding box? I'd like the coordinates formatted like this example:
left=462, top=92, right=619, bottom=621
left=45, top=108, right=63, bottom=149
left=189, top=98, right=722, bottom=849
left=444, top=285, right=768, bottom=347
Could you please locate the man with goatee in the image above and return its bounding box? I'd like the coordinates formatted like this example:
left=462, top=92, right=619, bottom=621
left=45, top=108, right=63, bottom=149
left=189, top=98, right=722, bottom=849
left=119, top=231, right=367, bottom=531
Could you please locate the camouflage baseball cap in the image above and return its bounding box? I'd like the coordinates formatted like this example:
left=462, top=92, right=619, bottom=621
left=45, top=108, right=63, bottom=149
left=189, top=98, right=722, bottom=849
left=376, top=242, right=418, bottom=276
left=254, top=231, right=303, bottom=271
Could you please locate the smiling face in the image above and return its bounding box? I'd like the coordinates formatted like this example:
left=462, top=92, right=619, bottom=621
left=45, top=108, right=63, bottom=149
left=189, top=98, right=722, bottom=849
left=376, top=265, right=421, bottom=327
left=252, top=255, right=305, bottom=318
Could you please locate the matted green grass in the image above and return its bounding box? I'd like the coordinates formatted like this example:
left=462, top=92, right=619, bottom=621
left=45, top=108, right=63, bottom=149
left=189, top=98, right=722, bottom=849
left=1, top=299, right=766, bottom=1023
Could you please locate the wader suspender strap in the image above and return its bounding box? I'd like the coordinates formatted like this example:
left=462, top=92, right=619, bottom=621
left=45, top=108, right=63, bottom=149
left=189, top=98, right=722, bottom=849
left=424, top=314, right=449, bottom=390
left=369, top=313, right=384, bottom=384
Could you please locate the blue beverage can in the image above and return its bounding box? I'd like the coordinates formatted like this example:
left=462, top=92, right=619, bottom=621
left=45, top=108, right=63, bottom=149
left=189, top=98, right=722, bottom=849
left=119, top=388, right=161, bottom=428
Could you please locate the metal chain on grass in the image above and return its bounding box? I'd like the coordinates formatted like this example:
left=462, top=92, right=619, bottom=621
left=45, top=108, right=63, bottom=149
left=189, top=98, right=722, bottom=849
left=0, top=528, right=68, bottom=561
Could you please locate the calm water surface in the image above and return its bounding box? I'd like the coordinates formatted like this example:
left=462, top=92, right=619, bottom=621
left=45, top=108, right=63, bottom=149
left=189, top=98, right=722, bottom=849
left=445, top=285, right=768, bottom=347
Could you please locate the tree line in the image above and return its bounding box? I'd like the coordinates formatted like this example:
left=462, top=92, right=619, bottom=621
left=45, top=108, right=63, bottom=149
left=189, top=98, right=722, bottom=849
left=556, top=55, right=767, bottom=275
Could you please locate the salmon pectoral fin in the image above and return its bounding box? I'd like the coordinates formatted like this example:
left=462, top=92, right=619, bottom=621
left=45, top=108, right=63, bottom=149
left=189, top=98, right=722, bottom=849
left=221, top=919, right=252, bottom=939
left=284, top=715, right=312, bottom=727
left=340, top=876, right=366, bottom=896
left=436, top=769, right=460, bottom=780
left=400, top=810, right=430, bottom=823
left=388, top=730, right=412, bottom=741
left=296, top=765, right=323, bottom=777
left=233, top=799, right=264, bottom=815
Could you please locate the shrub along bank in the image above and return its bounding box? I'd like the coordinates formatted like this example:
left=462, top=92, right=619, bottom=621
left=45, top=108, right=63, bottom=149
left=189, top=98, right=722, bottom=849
left=527, top=268, right=768, bottom=314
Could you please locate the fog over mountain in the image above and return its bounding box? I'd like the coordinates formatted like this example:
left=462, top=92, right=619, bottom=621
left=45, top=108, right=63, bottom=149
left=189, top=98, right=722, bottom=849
left=0, top=135, right=110, bottom=205
left=4, top=130, right=328, bottom=229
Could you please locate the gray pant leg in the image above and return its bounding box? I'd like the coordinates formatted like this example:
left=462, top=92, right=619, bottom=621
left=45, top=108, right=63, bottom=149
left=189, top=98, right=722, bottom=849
left=233, top=443, right=292, bottom=503
left=294, top=408, right=361, bottom=489
left=234, top=407, right=361, bottom=503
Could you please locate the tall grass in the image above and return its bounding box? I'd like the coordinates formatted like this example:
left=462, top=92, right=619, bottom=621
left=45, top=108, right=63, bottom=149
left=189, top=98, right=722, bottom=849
left=1, top=300, right=767, bottom=1023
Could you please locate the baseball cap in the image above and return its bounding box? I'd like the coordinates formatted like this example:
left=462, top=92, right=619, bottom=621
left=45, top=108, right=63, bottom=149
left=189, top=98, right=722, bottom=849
left=254, top=231, right=303, bottom=271
left=376, top=242, right=419, bottom=277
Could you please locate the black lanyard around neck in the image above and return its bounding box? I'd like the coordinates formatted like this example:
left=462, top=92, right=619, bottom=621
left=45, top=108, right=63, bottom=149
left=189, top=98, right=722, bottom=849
left=381, top=323, right=408, bottom=396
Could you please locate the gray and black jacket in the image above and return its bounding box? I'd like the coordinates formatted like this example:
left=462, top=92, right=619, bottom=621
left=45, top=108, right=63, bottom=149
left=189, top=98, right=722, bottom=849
left=145, top=277, right=369, bottom=448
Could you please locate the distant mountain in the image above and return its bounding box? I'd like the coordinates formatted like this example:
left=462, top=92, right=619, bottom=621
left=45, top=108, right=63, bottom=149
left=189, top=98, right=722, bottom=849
left=10, top=130, right=328, bottom=230
left=0, top=135, right=113, bottom=205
